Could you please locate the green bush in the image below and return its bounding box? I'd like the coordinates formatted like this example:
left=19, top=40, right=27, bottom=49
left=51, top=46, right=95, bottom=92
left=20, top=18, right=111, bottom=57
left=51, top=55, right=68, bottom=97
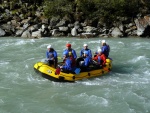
left=43, top=0, right=75, bottom=18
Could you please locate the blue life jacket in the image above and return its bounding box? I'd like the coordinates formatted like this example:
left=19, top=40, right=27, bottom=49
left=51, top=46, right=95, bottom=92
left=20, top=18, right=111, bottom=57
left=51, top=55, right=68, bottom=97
left=63, top=49, right=77, bottom=59
left=46, top=50, right=57, bottom=60
left=62, top=58, right=72, bottom=71
left=82, top=56, right=91, bottom=67
left=101, top=45, right=109, bottom=57
left=80, top=49, right=92, bottom=59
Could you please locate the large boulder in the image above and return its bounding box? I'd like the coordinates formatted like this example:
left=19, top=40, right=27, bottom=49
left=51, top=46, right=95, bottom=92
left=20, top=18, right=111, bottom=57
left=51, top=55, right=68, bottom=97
left=111, top=27, right=123, bottom=37
left=134, top=18, right=147, bottom=36
left=71, top=27, right=77, bottom=36
left=31, top=29, right=42, bottom=38
left=21, top=30, right=31, bottom=38
left=1, top=24, right=15, bottom=36
left=134, top=15, right=150, bottom=37
left=59, top=27, right=69, bottom=32
left=52, top=29, right=63, bottom=37
left=0, top=28, right=6, bottom=36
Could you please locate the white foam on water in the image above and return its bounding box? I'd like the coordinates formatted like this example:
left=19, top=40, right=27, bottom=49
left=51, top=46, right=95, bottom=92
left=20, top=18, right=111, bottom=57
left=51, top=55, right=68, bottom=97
left=27, top=74, right=48, bottom=83
left=118, top=41, right=125, bottom=45
left=27, top=74, right=38, bottom=82
left=73, top=92, right=109, bottom=107
left=0, top=99, right=4, bottom=104
left=143, top=70, right=150, bottom=76
left=40, top=58, right=47, bottom=63
left=30, top=39, right=35, bottom=42
left=88, top=95, right=109, bottom=107
left=0, top=86, right=11, bottom=90
left=78, top=79, right=105, bottom=86
left=88, top=40, right=101, bottom=44
left=26, top=57, right=35, bottom=61
left=0, top=61, right=10, bottom=65
left=15, top=39, right=35, bottom=45
left=14, top=40, right=27, bottom=45
left=128, top=56, right=146, bottom=63
left=39, top=43, right=49, bottom=49
left=25, top=64, right=28, bottom=69
left=132, top=42, right=141, bottom=46
left=4, top=72, right=19, bottom=79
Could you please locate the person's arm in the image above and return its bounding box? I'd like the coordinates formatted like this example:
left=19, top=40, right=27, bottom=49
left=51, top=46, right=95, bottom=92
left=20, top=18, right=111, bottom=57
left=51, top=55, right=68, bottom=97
left=89, top=49, right=92, bottom=58
left=62, top=50, right=67, bottom=60
left=101, top=46, right=105, bottom=54
left=62, top=59, right=72, bottom=70
left=53, top=50, right=57, bottom=59
left=84, top=58, right=89, bottom=66
left=93, top=55, right=98, bottom=61
left=101, top=55, right=106, bottom=65
left=46, top=51, right=49, bottom=59
left=72, top=50, right=77, bottom=59
left=80, top=49, right=83, bottom=57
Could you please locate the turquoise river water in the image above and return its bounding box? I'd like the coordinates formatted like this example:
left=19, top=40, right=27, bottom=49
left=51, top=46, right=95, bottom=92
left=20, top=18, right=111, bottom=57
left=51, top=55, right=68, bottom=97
left=0, top=37, right=150, bottom=113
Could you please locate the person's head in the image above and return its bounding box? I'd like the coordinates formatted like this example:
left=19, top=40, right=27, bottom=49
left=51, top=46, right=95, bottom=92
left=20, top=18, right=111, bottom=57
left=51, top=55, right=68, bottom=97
left=97, top=48, right=102, bottom=55
left=101, top=40, right=106, bottom=46
left=63, top=51, right=69, bottom=59
left=47, top=45, right=52, bottom=51
left=83, top=44, right=88, bottom=49
left=83, top=51, right=88, bottom=57
left=66, top=43, right=71, bottom=50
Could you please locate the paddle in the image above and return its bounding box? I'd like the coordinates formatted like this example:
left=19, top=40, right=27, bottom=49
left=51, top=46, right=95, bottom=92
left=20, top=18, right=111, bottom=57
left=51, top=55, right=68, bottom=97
left=74, top=68, right=81, bottom=74
left=72, top=67, right=81, bottom=74
left=55, top=66, right=61, bottom=75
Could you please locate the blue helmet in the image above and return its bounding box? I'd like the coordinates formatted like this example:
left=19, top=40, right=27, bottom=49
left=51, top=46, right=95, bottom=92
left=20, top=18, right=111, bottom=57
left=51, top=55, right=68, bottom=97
left=63, top=51, right=69, bottom=57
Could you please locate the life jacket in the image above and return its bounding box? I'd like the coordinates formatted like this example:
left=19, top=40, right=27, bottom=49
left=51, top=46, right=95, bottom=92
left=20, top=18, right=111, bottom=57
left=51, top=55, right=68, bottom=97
left=82, top=56, right=91, bottom=67
left=101, top=45, right=110, bottom=57
left=81, top=49, right=92, bottom=58
left=93, top=54, right=106, bottom=66
left=64, top=57, right=72, bottom=71
left=98, top=56, right=101, bottom=64
left=63, top=49, right=76, bottom=67
left=48, top=51, right=54, bottom=60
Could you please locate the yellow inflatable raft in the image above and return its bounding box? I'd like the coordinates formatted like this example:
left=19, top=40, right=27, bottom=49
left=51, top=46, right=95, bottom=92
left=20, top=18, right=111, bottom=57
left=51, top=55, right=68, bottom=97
left=33, top=58, right=112, bottom=82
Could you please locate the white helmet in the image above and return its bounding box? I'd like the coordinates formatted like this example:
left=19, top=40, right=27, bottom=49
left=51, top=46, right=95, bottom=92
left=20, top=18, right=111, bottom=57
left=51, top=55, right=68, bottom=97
left=98, top=49, right=102, bottom=52
left=47, top=45, right=52, bottom=49
left=101, top=40, right=106, bottom=43
left=83, top=44, right=88, bottom=47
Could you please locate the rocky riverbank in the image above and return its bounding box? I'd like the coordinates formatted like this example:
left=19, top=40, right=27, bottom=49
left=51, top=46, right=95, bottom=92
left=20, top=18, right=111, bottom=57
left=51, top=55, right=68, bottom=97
left=0, top=1, right=150, bottom=38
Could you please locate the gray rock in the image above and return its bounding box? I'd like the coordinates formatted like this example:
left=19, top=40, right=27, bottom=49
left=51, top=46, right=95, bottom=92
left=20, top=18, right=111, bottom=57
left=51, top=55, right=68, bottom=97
left=15, top=30, right=23, bottom=36
left=0, top=28, right=6, bottom=36
left=56, top=20, right=66, bottom=27
left=71, top=27, right=77, bottom=36
left=111, top=27, right=123, bottom=37
left=31, top=29, right=42, bottom=38
left=59, top=27, right=69, bottom=32
left=52, top=29, right=62, bottom=37
left=21, top=30, right=31, bottom=38
left=50, top=17, right=60, bottom=27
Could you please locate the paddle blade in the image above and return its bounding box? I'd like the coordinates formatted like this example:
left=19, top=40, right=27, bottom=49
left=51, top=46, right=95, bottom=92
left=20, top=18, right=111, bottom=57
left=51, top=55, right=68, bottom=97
left=74, top=68, right=81, bottom=74
left=55, top=67, right=61, bottom=75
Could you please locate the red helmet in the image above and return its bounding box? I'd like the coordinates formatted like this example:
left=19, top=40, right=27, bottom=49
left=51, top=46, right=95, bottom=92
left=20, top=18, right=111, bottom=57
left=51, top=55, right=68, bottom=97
left=66, top=43, right=71, bottom=47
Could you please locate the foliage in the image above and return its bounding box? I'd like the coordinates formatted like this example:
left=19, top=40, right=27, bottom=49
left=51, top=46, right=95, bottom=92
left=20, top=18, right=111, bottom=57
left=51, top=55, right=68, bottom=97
left=43, top=0, right=75, bottom=18
left=4, top=0, right=150, bottom=25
